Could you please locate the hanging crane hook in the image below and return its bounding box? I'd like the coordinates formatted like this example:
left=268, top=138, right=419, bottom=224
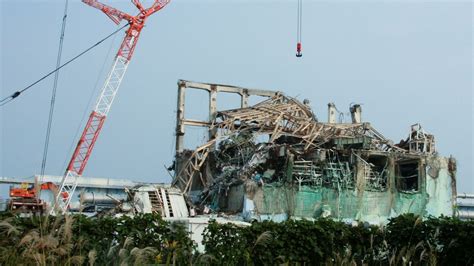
left=296, top=0, right=303, bottom=57
left=296, top=42, right=302, bottom=57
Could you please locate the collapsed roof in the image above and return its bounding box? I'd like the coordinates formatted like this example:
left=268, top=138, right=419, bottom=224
left=170, top=80, right=452, bottom=222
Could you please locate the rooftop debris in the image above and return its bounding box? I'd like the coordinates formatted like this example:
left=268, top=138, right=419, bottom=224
left=173, top=93, right=407, bottom=192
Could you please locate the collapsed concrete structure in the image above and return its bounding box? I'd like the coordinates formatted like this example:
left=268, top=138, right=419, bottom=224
left=171, top=80, right=457, bottom=224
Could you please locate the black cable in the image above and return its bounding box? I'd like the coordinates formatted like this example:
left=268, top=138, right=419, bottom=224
left=0, top=92, right=20, bottom=105
left=295, top=0, right=303, bottom=57
left=297, top=0, right=302, bottom=44
left=299, top=0, right=302, bottom=44
left=61, top=24, right=120, bottom=172
left=0, top=22, right=129, bottom=107
left=40, top=0, right=69, bottom=179
left=0, top=98, right=14, bottom=107
left=296, top=0, right=299, bottom=43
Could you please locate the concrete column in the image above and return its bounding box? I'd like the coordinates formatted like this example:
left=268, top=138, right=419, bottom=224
left=209, top=85, right=218, bottom=141
left=175, top=81, right=186, bottom=153
left=328, top=103, right=337, bottom=123
left=350, top=104, right=362, bottom=123
left=241, top=89, right=249, bottom=108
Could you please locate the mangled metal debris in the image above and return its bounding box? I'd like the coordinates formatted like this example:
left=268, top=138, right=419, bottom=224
left=170, top=80, right=456, bottom=224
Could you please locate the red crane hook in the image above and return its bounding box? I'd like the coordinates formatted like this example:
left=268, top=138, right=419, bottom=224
left=296, top=0, right=303, bottom=57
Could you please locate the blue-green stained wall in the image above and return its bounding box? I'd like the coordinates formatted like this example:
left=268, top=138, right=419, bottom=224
left=249, top=156, right=455, bottom=224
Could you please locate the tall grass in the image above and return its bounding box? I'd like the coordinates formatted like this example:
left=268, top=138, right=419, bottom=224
left=0, top=212, right=195, bottom=265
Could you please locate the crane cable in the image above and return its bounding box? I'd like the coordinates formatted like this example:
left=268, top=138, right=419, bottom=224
left=40, top=0, right=69, bottom=180
left=0, top=22, right=129, bottom=108
left=296, top=0, right=303, bottom=57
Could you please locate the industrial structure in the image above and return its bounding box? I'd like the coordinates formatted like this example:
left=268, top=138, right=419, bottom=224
left=457, top=193, right=474, bottom=220
left=170, top=80, right=459, bottom=224
left=0, top=80, right=470, bottom=226
left=0, top=175, right=188, bottom=218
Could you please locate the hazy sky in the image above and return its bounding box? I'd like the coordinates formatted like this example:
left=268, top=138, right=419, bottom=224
left=1, top=0, right=472, bottom=196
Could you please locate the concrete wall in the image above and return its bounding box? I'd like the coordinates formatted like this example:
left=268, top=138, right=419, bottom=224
left=248, top=156, right=454, bottom=225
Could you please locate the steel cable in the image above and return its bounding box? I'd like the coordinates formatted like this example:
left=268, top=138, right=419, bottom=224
left=0, top=22, right=129, bottom=108
left=40, top=0, right=69, bottom=180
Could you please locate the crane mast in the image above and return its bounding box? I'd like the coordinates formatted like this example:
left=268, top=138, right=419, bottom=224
left=52, top=0, right=169, bottom=214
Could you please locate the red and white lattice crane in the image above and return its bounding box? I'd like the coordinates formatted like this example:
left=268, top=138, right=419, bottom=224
left=52, top=0, right=170, bottom=214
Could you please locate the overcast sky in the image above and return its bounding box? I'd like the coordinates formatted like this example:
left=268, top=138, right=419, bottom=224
left=1, top=0, right=472, bottom=196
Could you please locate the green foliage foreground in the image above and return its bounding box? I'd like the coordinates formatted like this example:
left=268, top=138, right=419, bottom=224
left=0, top=212, right=473, bottom=265
left=0, top=213, right=194, bottom=265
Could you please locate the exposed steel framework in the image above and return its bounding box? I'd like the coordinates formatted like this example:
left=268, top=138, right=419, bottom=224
left=52, top=0, right=170, bottom=214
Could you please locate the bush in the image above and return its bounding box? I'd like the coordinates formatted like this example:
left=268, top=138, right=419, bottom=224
left=203, top=215, right=474, bottom=265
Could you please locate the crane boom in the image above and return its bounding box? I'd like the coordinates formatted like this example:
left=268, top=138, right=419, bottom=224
left=52, top=0, right=170, bottom=214
left=82, top=0, right=133, bottom=24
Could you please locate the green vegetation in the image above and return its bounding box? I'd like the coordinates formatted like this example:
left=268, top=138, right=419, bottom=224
left=0, top=213, right=194, bottom=265
left=202, top=214, right=474, bottom=265
left=0, top=212, right=472, bottom=265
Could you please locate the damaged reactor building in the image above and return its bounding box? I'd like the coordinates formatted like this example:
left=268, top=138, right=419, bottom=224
left=170, top=80, right=457, bottom=224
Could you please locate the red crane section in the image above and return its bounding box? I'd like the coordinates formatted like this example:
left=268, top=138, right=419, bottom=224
left=83, top=0, right=134, bottom=24
left=53, top=0, right=170, bottom=214
left=83, top=0, right=169, bottom=61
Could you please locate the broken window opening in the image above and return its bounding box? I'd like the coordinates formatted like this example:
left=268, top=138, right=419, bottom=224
left=366, top=155, right=388, bottom=191
left=352, top=153, right=388, bottom=191
left=322, top=151, right=354, bottom=190
left=397, top=161, right=420, bottom=193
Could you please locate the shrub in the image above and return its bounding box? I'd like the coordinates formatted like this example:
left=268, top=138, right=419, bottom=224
left=202, top=215, right=474, bottom=265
